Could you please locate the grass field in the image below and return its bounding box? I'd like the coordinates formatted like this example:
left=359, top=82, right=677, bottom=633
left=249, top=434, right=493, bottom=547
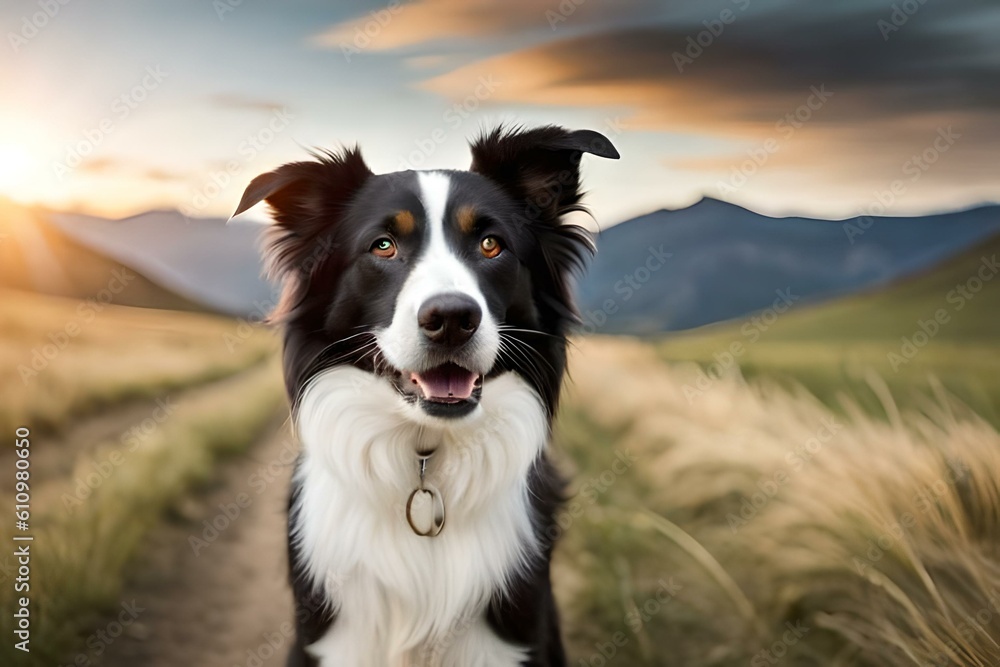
left=0, top=289, right=285, bottom=665
left=554, top=337, right=1000, bottom=667
left=550, top=235, right=1000, bottom=665
left=0, top=287, right=276, bottom=437
left=3, top=231, right=999, bottom=666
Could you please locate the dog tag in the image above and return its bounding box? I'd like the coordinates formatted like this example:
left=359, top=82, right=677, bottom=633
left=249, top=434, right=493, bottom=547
left=406, top=484, right=445, bottom=537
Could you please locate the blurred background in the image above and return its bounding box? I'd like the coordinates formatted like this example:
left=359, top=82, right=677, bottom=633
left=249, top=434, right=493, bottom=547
left=1, top=1, right=999, bottom=665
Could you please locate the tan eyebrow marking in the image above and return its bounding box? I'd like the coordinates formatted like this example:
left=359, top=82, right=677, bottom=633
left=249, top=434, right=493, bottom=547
left=456, top=205, right=477, bottom=234
left=393, top=210, right=415, bottom=235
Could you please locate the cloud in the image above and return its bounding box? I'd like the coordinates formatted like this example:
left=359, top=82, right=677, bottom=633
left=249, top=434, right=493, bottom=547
left=209, top=94, right=287, bottom=113
left=77, top=157, right=119, bottom=174
left=419, top=1, right=1000, bottom=135
left=78, top=158, right=186, bottom=182
left=410, top=0, right=1000, bottom=218
left=309, top=0, right=654, bottom=52
left=141, top=168, right=185, bottom=182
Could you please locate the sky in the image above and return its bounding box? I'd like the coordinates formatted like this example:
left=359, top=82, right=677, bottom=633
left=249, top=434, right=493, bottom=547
left=1, top=0, right=998, bottom=225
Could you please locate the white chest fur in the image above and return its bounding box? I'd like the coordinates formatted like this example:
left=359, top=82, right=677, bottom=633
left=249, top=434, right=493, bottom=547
left=293, top=368, right=548, bottom=667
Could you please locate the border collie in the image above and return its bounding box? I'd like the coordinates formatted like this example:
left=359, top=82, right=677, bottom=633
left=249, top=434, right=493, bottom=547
left=234, top=125, right=618, bottom=666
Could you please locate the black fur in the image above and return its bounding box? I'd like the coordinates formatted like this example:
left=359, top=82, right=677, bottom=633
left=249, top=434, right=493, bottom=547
left=235, top=124, right=618, bottom=665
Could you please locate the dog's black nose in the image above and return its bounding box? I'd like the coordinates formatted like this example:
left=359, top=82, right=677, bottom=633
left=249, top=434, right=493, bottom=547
left=418, top=294, right=482, bottom=346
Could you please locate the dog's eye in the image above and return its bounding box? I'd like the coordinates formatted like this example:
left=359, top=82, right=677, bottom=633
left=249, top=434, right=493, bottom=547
left=370, top=238, right=397, bottom=259
left=480, top=236, right=502, bottom=259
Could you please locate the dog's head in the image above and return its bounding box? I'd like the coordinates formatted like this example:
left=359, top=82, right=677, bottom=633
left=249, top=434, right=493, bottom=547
left=235, top=125, right=618, bottom=420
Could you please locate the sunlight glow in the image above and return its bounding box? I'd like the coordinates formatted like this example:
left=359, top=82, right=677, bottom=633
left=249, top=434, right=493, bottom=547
left=0, top=143, right=38, bottom=195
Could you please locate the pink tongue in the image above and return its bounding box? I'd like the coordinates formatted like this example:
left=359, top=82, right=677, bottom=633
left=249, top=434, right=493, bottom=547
left=410, top=363, right=478, bottom=401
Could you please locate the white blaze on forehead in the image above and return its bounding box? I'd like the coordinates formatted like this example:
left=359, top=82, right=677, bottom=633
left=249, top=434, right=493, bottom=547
left=375, top=171, right=500, bottom=375
left=418, top=170, right=451, bottom=246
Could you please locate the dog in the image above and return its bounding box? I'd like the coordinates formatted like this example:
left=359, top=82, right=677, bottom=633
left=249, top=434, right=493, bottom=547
left=234, top=124, right=618, bottom=666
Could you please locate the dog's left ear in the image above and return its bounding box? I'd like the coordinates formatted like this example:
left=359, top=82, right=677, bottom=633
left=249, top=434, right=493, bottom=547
left=469, top=125, right=619, bottom=224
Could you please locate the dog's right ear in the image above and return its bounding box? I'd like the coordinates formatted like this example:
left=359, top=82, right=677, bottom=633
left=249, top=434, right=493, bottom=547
left=232, top=164, right=316, bottom=220
left=233, top=146, right=372, bottom=228
left=233, top=147, right=372, bottom=320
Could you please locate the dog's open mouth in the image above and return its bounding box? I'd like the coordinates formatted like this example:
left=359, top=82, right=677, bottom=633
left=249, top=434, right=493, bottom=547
left=400, top=362, right=484, bottom=417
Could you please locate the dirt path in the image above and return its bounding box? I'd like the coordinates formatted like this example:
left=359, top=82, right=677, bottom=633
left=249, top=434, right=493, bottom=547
left=99, top=417, right=297, bottom=667
left=0, top=360, right=277, bottom=518
left=0, top=358, right=271, bottom=502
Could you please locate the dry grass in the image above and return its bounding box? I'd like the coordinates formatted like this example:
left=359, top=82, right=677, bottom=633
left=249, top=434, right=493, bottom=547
left=555, top=336, right=1000, bottom=667
left=0, top=287, right=276, bottom=436
left=0, top=359, right=285, bottom=666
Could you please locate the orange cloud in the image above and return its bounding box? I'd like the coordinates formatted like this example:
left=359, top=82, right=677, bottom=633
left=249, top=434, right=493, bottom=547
left=310, top=0, right=651, bottom=53
left=418, top=38, right=806, bottom=134
left=310, top=0, right=546, bottom=52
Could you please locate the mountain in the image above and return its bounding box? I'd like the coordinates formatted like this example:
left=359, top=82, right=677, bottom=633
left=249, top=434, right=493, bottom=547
left=692, top=229, right=1000, bottom=344
left=0, top=202, right=209, bottom=312
left=6, top=198, right=999, bottom=329
left=577, top=198, right=1000, bottom=334
left=48, top=209, right=274, bottom=316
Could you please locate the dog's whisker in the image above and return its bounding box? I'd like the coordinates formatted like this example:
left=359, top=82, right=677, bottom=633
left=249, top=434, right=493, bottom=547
left=498, top=337, right=548, bottom=391
left=499, top=324, right=580, bottom=352
left=496, top=325, right=564, bottom=341
left=500, top=333, right=559, bottom=378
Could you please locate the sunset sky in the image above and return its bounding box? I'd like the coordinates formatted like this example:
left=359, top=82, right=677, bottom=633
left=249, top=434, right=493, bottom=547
left=2, top=0, right=998, bottom=224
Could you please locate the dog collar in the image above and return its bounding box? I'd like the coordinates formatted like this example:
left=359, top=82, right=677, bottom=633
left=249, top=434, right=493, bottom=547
left=406, top=452, right=445, bottom=537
